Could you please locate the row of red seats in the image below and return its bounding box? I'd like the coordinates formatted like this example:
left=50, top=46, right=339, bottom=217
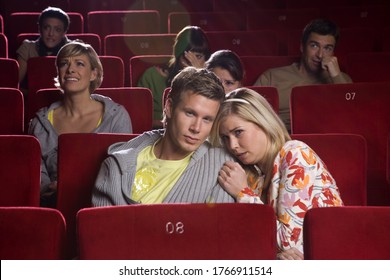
left=4, top=25, right=390, bottom=60
left=2, top=7, right=390, bottom=48
left=2, top=204, right=390, bottom=259
left=0, top=85, right=277, bottom=135
left=1, top=0, right=387, bottom=17
left=0, top=87, right=153, bottom=135
left=0, top=131, right=374, bottom=259
left=2, top=50, right=390, bottom=93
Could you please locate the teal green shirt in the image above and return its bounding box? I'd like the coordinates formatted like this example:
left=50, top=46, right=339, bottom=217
left=138, top=66, right=168, bottom=121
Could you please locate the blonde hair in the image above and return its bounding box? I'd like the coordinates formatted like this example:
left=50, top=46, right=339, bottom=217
left=54, top=41, right=103, bottom=93
left=210, top=87, right=290, bottom=188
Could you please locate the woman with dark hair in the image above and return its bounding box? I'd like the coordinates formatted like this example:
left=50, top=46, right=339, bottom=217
left=206, top=49, right=244, bottom=94
left=16, top=6, right=72, bottom=91
left=138, top=25, right=211, bottom=128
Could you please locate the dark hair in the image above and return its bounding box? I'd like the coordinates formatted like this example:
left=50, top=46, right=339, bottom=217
left=205, top=49, right=245, bottom=82
left=301, top=18, right=339, bottom=46
left=167, top=26, right=211, bottom=85
left=38, top=6, right=70, bottom=32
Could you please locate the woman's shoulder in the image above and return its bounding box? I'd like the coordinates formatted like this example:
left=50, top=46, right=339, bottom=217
left=17, top=39, right=38, bottom=56
left=278, top=140, right=313, bottom=160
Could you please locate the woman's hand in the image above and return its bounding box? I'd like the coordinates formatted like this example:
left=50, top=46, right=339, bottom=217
left=277, top=248, right=304, bottom=260
left=183, top=51, right=206, bottom=68
left=218, top=161, right=248, bottom=198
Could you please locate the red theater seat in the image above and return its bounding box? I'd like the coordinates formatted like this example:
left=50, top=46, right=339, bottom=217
left=247, top=86, right=279, bottom=113
left=168, top=12, right=245, bottom=34
left=346, top=52, right=390, bottom=83
left=240, top=55, right=300, bottom=86
left=77, top=203, right=277, bottom=260
left=206, top=30, right=278, bottom=56
left=95, top=87, right=153, bottom=134
left=0, top=135, right=41, bottom=207
left=304, top=206, right=390, bottom=260
left=99, top=56, right=125, bottom=88
left=0, top=88, right=24, bottom=134
left=0, top=33, right=8, bottom=58
left=27, top=56, right=57, bottom=95
left=291, top=133, right=367, bottom=206
left=57, top=133, right=138, bottom=259
left=290, top=82, right=390, bottom=205
left=105, top=34, right=175, bottom=86
left=144, top=0, right=214, bottom=33
left=88, top=10, right=161, bottom=49
left=0, top=58, right=19, bottom=88
left=0, top=207, right=66, bottom=260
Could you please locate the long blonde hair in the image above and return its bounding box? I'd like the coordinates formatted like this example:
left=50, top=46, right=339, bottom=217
left=210, top=87, right=290, bottom=189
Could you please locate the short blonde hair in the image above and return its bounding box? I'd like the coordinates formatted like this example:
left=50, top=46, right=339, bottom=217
left=54, top=41, right=103, bottom=93
left=209, top=87, right=290, bottom=188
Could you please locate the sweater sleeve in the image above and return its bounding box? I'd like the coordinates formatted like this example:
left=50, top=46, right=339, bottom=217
left=92, top=156, right=128, bottom=207
left=272, top=142, right=343, bottom=253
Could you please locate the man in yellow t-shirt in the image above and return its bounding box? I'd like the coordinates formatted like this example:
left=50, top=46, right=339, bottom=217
left=93, top=67, right=236, bottom=206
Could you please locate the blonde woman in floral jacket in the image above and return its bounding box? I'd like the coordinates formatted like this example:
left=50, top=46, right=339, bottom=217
left=210, top=87, right=343, bottom=260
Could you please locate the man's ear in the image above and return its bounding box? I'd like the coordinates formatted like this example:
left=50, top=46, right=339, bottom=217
left=299, top=42, right=303, bottom=54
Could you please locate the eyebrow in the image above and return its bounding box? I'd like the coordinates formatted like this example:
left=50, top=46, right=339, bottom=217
left=308, top=40, right=335, bottom=48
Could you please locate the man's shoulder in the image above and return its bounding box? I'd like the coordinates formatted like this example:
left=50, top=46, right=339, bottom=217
left=264, top=63, right=297, bottom=75
left=196, top=142, right=235, bottom=161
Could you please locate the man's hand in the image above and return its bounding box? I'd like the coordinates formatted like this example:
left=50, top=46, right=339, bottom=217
left=321, top=56, right=341, bottom=78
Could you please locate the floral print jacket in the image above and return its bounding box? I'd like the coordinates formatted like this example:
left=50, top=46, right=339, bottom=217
left=237, top=140, right=344, bottom=254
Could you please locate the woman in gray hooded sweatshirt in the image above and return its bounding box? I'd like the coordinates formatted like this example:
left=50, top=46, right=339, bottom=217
left=29, top=41, right=132, bottom=207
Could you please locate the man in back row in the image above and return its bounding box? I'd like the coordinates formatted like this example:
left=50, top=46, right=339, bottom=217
left=92, top=67, right=235, bottom=206
left=254, top=18, right=352, bottom=132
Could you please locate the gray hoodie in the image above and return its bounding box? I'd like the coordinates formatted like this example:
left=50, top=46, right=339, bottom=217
left=28, top=94, right=132, bottom=194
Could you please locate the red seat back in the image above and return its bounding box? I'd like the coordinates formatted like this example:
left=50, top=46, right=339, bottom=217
left=77, top=203, right=277, bottom=260
left=168, top=12, right=245, bottom=33
left=0, top=33, right=8, bottom=58
left=0, top=88, right=24, bottom=134
left=105, top=34, right=175, bottom=86
left=0, top=58, right=19, bottom=88
left=99, top=56, right=125, bottom=88
left=88, top=10, right=161, bottom=49
left=290, top=83, right=390, bottom=205
left=0, top=135, right=41, bottom=206
left=206, top=30, right=278, bottom=56
left=346, top=52, right=390, bottom=83
left=57, top=133, right=139, bottom=259
left=95, top=87, right=153, bottom=134
left=304, top=206, right=390, bottom=259
left=0, top=207, right=66, bottom=260
left=247, top=86, right=279, bottom=113
left=240, top=55, right=300, bottom=85
left=291, top=133, right=367, bottom=206
left=27, top=56, right=57, bottom=95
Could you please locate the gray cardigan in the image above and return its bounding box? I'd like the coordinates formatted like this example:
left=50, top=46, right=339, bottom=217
left=92, top=130, right=236, bottom=206
left=29, top=94, right=132, bottom=194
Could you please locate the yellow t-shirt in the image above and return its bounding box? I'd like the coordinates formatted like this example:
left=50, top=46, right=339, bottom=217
left=47, top=109, right=102, bottom=127
left=131, top=143, right=192, bottom=204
